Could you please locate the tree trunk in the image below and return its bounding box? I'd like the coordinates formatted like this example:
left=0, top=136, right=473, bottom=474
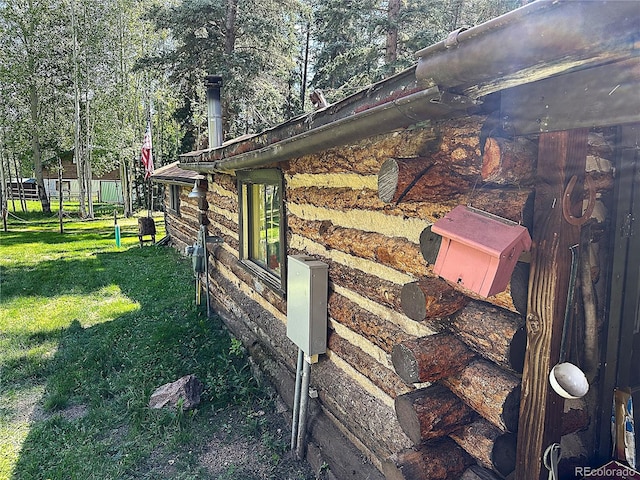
left=29, top=82, right=50, bottom=214
left=450, top=418, right=517, bottom=477
left=400, top=278, right=468, bottom=321
left=391, top=333, right=475, bottom=383
left=0, top=144, right=7, bottom=231
left=383, top=438, right=473, bottom=480
left=72, top=0, right=86, bottom=217
left=442, top=359, right=521, bottom=432
left=385, top=0, right=400, bottom=66
left=224, top=0, right=237, bottom=55
left=395, top=385, right=475, bottom=444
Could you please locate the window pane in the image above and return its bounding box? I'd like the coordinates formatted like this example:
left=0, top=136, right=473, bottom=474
left=248, top=182, right=281, bottom=276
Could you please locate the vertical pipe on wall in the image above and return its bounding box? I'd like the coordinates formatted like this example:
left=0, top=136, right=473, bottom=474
left=291, top=348, right=304, bottom=451
left=295, top=358, right=311, bottom=460
left=205, top=76, right=223, bottom=149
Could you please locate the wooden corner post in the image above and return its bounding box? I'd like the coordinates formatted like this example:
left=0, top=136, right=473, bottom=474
left=515, top=129, right=589, bottom=480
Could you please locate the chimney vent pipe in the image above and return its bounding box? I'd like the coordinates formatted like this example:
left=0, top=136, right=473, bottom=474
left=205, top=75, right=223, bottom=148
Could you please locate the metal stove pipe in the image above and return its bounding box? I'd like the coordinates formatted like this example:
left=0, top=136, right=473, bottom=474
left=205, top=75, right=223, bottom=148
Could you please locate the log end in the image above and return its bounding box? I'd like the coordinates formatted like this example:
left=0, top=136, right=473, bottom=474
left=503, top=384, right=522, bottom=433
left=394, top=392, right=422, bottom=445
left=508, top=326, right=527, bottom=374
left=392, top=343, right=420, bottom=384
left=493, top=432, right=517, bottom=477
left=401, top=282, right=427, bottom=321
left=378, top=158, right=400, bottom=203
left=383, top=439, right=474, bottom=480
left=419, top=225, right=442, bottom=264
left=481, top=137, right=501, bottom=181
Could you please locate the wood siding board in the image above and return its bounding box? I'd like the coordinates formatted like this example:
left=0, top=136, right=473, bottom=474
left=515, top=129, right=588, bottom=480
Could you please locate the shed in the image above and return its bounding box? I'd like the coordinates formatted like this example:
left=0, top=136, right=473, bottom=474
left=155, top=2, right=640, bottom=479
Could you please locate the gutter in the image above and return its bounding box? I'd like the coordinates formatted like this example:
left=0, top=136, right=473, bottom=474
left=180, top=87, right=477, bottom=174
left=415, top=0, right=640, bottom=98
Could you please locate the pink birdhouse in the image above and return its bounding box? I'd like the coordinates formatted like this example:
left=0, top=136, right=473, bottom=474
left=431, top=205, right=532, bottom=297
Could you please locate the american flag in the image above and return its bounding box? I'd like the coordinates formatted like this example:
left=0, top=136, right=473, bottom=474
left=141, top=122, right=154, bottom=179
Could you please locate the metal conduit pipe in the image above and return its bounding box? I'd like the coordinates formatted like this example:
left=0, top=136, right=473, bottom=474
left=295, top=356, right=312, bottom=460
left=290, top=348, right=304, bottom=451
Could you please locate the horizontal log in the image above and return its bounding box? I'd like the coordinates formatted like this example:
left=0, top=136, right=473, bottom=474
left=289, top=215, right=427, bottom=277
left=313, top=354, right=414, bottom=459
left=395, top=385, right=475, bottom=444
left=378, top=159, right=477, bottom=203
left=450, top=418, right=517, bottom=477
left=449, top=300, right=527, bottom=373
left=442, top=359, right=521, bottom=432
left=213, top=172, right=237, bottom=194
left=285, top=126, right=440, bottom=175
left=481, top=137, right=537, bottom=185
left=401, top=278, right=468, bottom=321
left=391, top=333, right=475, bottom=383
left=382, top=438, right=474, bottom=480
left=287, top=183, right=534, bottom=228
left=212, top=247, right=286, bottom=314
left=378, top=157, right=435, bottom=203
left=328, top=332, right=412, bottom=399
left=325, top=259, right=403, bottom=312
left=208, top=190, right=238, bottom=215
left=328, top=292, right=412, bottom=353
left=456, top=188, right=534, bottom=226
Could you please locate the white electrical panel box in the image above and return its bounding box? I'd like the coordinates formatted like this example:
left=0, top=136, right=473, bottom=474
left=286, top=255, right=329, bottom=356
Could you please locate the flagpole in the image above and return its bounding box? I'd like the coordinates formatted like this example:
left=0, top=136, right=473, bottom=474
left=147, top=109, right=153, bottom=216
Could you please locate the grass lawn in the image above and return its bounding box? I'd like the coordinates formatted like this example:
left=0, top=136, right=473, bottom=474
left=0, top=206, right=313, bottom=480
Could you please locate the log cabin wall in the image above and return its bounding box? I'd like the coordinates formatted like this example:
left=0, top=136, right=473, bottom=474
left=156, top=120, right=616, bottom=480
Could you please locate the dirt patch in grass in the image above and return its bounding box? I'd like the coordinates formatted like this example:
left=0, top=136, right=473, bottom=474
left=197, top=402, right=316, bottom=480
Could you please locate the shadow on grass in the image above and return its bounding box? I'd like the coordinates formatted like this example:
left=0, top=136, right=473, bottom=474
left=5, top=241, right=261, bottom=480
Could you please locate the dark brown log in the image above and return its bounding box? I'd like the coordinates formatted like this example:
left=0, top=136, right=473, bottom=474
left=328, top=293, right=412, bottom=353
left=383, top=438, right=474, bottom=480
left=391, top=333, right=475, bottom=383
left=378, top=157, right=435, bottom=203
left=395, top=385, right=475, bottom=444
left=377, top=159, right=477, bottom=204
left=481, top=137, right=537, bottom=185
left=328, top=332, right=412, bottom=398
left=442, top=359, right=521, bottom=433
left=401, top=278, right=468, bottom=321
left=449, top=300, right=527, bottom=373
left=459, top=465, right=502, bottom=480
left=450, top=418, right=517, bottom=477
